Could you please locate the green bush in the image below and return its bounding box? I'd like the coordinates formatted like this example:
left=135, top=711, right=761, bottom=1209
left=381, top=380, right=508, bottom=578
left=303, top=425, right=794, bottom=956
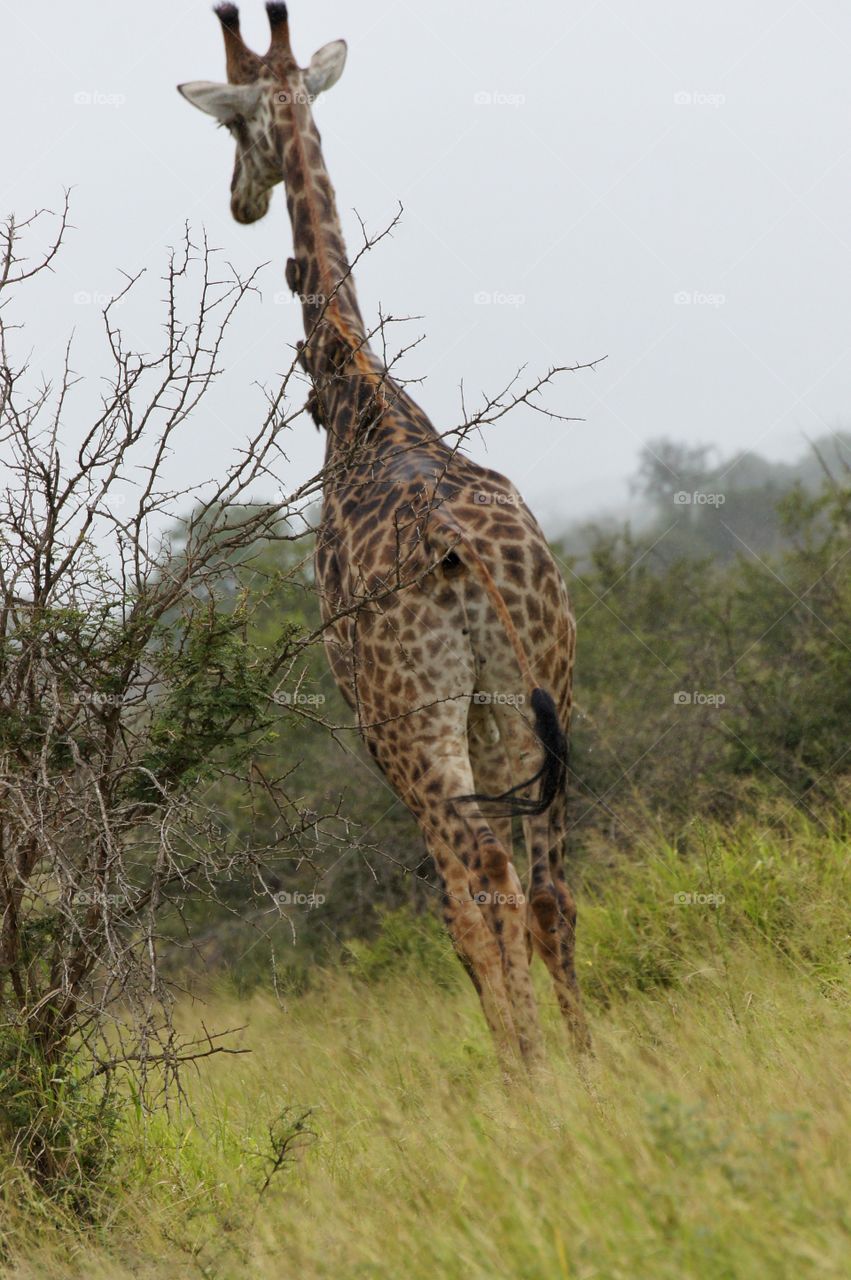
left=577, top=805, right=851, bottom=1007
left=0, top=1028, right=119, bottom=1216
left=561, top=480, right=851, bottom=842
left=343, top=908, right=462, bottom=991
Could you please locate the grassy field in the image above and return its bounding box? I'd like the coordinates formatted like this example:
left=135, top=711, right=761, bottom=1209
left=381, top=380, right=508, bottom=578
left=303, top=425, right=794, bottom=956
left=2, top=810, right=849, bottom=1279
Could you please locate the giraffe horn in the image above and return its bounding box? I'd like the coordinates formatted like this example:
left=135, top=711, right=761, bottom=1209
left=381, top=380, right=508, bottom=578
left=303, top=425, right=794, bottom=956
left=214, top=4, right=259, bottom=84
left=266, top=2, right=294, bottom=57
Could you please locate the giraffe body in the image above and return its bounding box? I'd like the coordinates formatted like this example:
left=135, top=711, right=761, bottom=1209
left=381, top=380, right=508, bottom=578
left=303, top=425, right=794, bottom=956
left=180, top=2, right=588, bottom=1066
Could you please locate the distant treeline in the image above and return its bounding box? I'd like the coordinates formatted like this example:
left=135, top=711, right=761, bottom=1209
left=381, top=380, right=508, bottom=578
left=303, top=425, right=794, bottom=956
left=565, top=431, right=851, bottom=564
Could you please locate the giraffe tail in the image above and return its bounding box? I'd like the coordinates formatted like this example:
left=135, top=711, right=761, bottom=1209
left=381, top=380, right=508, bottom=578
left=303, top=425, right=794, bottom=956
left=428, top=517, right=568, bottom=819
left=457, top=685, right=568, bottom=818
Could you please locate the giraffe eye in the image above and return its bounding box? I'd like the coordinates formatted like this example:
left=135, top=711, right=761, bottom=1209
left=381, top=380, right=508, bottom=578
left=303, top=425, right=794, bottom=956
left=443, top=550, right=463, bottom=573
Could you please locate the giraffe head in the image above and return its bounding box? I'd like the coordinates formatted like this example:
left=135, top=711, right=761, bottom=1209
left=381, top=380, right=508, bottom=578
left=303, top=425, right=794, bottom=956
left=178, top=3, right=346, bottom=224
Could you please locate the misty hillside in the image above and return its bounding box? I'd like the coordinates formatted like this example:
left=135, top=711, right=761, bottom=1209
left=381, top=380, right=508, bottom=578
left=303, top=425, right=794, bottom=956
left=559, top=430, right=851, bottom=565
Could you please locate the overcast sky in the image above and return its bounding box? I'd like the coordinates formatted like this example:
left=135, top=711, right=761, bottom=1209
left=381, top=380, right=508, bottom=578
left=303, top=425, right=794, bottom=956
left=3, top=0, right=850, bottom=531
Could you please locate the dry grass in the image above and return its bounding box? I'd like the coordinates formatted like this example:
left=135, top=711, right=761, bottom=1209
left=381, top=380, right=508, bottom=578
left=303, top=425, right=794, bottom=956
left=3, top=813, right=849, bottom=1279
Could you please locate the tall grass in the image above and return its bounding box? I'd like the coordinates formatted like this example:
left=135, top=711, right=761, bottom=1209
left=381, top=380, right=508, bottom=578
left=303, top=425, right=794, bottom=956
left=2, top=809, right=849, bottom=1279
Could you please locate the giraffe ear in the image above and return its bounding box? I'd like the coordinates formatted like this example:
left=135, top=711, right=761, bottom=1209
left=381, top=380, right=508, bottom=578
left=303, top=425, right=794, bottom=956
left=304, top=40, right=347, bottom=99
left=177, top=81, right=263, bottom=124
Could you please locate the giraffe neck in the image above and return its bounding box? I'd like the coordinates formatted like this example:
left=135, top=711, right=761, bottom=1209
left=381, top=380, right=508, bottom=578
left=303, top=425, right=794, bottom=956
left=274, top=94, right=437, bottom=457
left=275, top=93, right=368, bottom=362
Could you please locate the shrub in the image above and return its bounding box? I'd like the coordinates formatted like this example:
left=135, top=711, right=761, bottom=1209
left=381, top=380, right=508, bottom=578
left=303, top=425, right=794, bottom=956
left=0, top=1027, right=119, bottom=1214
left=343, top=908, right=462, bottom=991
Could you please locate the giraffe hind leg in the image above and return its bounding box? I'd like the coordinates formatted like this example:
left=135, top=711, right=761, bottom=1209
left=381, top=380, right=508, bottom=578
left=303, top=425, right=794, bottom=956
left=423, top=746, right=545, bottom=1071
left=484, top=704, right=590, bottom=1053
left=364, top=719, right=539, bottom=1071
left=469, top=721, right=553, bottom=1052
left=524, top=804, right=591, bottom=1053
left=389, top=739, right=544, bottom=1069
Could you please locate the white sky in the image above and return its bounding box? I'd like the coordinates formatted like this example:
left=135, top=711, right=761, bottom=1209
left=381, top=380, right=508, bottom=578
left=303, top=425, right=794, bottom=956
left=3, top=0, right=850, bottom=531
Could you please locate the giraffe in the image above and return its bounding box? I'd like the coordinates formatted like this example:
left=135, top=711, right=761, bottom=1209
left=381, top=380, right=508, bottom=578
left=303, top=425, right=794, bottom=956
left=179, top=2, right=589, bottom=1069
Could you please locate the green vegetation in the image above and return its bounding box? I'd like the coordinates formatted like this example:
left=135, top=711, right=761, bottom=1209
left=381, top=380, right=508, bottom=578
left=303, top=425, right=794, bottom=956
left=562, top=478, right=851, bottom=828
left=2, top=808, right=848, bottom=1278
left=162, top=442, right=851, bottom=983
left=2, top=437, right=849, bottom=1277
